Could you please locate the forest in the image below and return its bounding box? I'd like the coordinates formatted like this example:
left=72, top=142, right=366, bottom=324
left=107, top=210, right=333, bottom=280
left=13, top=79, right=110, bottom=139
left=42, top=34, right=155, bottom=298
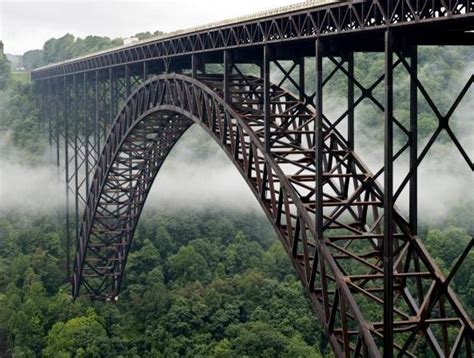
left=0, top=35, right=472, bottom=357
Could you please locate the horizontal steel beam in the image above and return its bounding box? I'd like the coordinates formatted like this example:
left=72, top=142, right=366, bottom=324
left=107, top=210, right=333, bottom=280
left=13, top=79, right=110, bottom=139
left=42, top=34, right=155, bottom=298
left=31, top=0, right=473, bottom=80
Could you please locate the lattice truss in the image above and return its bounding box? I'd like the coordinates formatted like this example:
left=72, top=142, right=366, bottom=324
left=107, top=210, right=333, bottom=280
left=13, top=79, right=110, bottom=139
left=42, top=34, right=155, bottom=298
left=31, top=0, right=473, bottom=80
left=70, top=53, right=472, bottom=355
left=32, top=1, right=474, bottom=356
left=41, top=71, right=147, bottom=244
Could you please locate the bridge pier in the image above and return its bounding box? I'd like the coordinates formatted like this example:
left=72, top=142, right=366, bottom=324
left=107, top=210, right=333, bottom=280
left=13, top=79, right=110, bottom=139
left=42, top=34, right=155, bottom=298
left=383, top=29, right=395, bottom=358
left=408, top=46, right=418, bottom=235
left=263, top=44, right=271, bottom=153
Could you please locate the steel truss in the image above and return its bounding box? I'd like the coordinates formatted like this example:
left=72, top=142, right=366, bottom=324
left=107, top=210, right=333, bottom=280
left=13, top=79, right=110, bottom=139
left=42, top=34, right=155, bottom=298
left=33, top=3, right=473, bottom=356
left=37, top=50, right=474, bottom=357
left=31, top=0, right=472, bottom=81
left=64, top=58, right=472, bottom=355
left=47, top=67, right=147, bottom=276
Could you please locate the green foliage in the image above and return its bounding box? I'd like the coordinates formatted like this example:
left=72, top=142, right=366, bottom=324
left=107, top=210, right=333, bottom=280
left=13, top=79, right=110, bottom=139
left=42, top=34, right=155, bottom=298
left=43, top=309, right=110, bottom=357
left=23, top=34, right=123, bottom=70
left=42, top=34, right=76, bottom=64
left=169, top=246, right=211, bottom=285
left=18, top=31, right=164, bottom=73
left=0, top=210, right=329, bottom=356
left=11, top=72, right=29, bottom=84
left=424, top=227, right=470, bottom=271
left=0, top=42, right=11, bottom=90
left=454, top=251, right=474, bottom=310
left=0, top=82, right=46, bottom=160
left=133, top=31, right=164, bottom=41
left=0, top=35, right=472, bottom=356
left=22, top=50, right=44, bottom=71
left=423, top=226, right=473, bottom=313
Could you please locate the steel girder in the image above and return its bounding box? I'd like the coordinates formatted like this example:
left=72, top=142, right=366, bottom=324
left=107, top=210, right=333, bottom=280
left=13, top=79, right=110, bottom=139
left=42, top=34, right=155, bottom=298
left=30, top=0, right=473, bottom=81
left=70, top=72, right=473, bottom=357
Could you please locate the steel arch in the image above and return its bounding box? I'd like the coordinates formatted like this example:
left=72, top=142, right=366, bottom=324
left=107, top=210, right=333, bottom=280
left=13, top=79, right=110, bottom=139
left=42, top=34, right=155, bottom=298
left=73, top=73, right=473, bottom=357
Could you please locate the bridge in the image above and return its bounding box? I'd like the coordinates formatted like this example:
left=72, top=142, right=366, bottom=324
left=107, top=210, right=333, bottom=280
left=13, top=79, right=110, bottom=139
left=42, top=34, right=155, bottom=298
left=31, top=0, right=473, bottom=356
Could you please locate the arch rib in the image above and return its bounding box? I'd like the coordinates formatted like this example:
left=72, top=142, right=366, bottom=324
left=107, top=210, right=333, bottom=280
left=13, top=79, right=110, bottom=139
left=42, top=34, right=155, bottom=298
left=73, top=73, right=473, bottom=357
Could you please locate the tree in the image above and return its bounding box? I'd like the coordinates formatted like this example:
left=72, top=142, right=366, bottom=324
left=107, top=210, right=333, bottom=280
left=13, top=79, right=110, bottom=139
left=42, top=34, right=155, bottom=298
left=154, top=225, right=176, bottom=259
left=453, top=250, right=474, bottom=311
left=127, top=238, right=161, bottom=285
left=134, top=31, right=164, bottom=40
left=43, top=309, right=110, bottom=357
left=22, top=49, right=44, bottom=70
left=43, top=34, right=76, bottom=64
left=223, top=232, right=263, bottom=274
left=424, top=227, right=471, bottom=272
left=0, top=41, right=11, bottom=90
left=168, top=246, right=211, bottom=284
left=227, top=321, right=290, bottom=357
left=42, top=34, right=122, bottom=65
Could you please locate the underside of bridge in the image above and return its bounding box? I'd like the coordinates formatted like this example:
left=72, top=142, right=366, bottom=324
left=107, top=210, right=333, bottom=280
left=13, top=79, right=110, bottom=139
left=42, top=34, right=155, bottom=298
left=32, top=0, right=473, bottom=356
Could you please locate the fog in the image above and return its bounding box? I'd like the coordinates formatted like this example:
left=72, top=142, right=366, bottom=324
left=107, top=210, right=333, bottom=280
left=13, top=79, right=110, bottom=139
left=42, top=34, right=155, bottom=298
left=352, top=68, right=474, bottom=223
left=0, top=133, right=65, bottom=213
left=146, top=125, right=261, bottom=212
left=0, top=53, right=472, bottom=226
left=0, top=127, right=262, bottom=215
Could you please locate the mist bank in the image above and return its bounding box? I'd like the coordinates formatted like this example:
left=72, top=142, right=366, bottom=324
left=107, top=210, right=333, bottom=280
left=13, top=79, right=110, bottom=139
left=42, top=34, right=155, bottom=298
left=1, top=46, right=472, bottom=227
left=0, top=112, right=471, bottom=226
left=145, top=125, right=262, bottom=213
left=0, top=127, right=262, bottom=215
left=0, top=133, right=64, bottom=213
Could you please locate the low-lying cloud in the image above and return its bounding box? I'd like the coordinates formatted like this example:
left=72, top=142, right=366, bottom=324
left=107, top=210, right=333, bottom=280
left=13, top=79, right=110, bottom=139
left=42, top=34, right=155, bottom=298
left=0, top=134, right=65, bottom=213
left=145, top=125, right=262, bottom=213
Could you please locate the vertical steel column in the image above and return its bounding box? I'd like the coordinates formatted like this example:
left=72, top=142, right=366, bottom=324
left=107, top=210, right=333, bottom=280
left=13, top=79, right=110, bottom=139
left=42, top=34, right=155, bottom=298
left=47, top=79, right=53, bottom=146
left=94, top=71, right=100, bottom=161
left=73, top=74, right=80, bottom=241
left=124, top=64, right=132, bottom=221
left=298, top=55, right=305, bottom=102
left=224, top=50, right=232, bottom=141
left=296, top=55, right=305, bottom=145
left=315, top=38, right=324, bottom=245
left=109, top=67, right=115, bottom=125
left=125, top=64, right=131, bottom=97
left=263, top=44, right=271, bottom=153
left=347, top=52, right=355, bottom=151
left=344, top=51, right=356, bottom=203
left=190, top=54, right=199, bottom=119
left=192, top=55, right=199, bottom=78
left=83, top=72, right=90, bottom=197
left=224, top=51, right=231, bottom=103
left=64, top=76, right=71, bottom=280
left=55, top=78, right=60, bottom=168
left=40, top=81, right=46, bottom=140
left=409, top=46, right=418, bottom=234
left=143, top=61, right=148, bottom=81
left=35, top=83, right=41, bottom=134
left=383, top=29, right=394, bottom=358
left=315, top=39, right=329, bottom=333
left=163, top=58, right=170, bottom=74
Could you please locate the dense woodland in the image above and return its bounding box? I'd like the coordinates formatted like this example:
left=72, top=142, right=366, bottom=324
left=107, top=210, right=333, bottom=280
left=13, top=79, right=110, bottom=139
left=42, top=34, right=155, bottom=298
left=0, top=37, right=472, bottom=357
left=19, top=33, right=163, bottom=71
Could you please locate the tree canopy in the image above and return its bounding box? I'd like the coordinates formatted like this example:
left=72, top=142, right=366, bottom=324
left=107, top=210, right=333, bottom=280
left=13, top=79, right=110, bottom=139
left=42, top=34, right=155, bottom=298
left=0, top=35, right=472, bottom=356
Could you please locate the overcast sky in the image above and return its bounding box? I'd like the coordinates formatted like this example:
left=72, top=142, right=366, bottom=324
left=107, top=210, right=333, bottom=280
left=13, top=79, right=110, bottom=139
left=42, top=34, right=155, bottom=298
left=0, top=0, right=301, bottom=55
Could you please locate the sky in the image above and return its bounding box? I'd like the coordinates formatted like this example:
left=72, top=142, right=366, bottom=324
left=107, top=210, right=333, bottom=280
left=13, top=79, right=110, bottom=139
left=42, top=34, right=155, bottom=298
left=0, top=0, right=301, bottom=55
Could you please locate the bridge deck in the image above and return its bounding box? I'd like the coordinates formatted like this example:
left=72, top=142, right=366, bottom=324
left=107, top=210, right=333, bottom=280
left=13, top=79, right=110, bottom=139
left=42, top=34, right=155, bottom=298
left=33, top=0, right=339, bottom=72
left=31, top=0, right=473, bottom=80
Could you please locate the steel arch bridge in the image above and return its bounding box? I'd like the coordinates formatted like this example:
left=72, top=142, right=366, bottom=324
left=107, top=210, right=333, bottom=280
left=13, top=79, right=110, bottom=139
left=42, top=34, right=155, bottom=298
left=32, top=0, right=473, bottom=356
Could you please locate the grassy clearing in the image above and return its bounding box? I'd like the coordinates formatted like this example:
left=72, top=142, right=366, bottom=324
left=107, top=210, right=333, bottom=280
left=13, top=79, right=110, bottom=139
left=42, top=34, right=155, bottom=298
left=12, top=71, right=30, bottom=84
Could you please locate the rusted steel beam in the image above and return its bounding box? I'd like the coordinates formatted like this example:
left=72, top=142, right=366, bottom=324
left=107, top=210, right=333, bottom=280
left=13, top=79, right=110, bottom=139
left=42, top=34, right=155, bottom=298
left=31, top=0, right=473, bottom=80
